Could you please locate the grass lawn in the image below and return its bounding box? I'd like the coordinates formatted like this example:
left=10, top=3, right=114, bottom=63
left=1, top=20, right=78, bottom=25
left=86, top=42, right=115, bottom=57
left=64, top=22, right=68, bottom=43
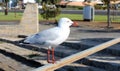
left=0, top=12, right=119, bottom=22
left=0, top=12, right=22, bottom=21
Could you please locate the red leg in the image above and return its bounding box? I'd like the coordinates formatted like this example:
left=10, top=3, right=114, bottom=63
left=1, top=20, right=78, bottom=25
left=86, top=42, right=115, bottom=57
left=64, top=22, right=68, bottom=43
left=47, top=48, right=51, bottom=63
left=52, top=48, right=55, bottom=64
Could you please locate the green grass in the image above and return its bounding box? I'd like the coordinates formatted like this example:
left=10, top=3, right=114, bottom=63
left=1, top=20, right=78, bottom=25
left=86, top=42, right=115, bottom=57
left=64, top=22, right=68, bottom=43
left=0, top=12, right=22, bottom=21
left=0, top=41, right=3, bottom=44
left=39, top=14, right=109, bottom=22
left=0, top=12, right=119, bottom=22
left=94, top=15, right=107, bottom=22
left=38, top=14, right=83, bottom=21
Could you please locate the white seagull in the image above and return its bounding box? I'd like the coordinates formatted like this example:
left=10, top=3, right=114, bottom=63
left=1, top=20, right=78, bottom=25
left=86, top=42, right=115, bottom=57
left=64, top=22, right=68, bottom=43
left=23, top=17, right=74, bottom=63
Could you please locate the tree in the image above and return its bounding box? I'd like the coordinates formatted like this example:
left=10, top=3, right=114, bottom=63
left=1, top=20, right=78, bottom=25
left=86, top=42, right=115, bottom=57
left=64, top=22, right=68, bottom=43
left=35, top=0, right=42, bottom=4
left=4, top=0, right=9, bottom=15
left=41, top=0, right=61, bottom=20
left=102, top=0, right=118, bottom=28
left=0, top=2, right=4, bottom=8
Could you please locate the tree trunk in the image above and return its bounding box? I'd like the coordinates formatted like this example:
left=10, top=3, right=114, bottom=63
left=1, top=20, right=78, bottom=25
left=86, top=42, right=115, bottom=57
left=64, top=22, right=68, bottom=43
left=4, top=2, right=8, bottom=15
left=107, top=0, right=111, bottom=28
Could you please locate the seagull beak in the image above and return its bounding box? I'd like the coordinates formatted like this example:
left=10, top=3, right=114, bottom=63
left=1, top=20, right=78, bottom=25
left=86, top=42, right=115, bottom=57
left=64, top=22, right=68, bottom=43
left=71, top=21, right=79, bottom=27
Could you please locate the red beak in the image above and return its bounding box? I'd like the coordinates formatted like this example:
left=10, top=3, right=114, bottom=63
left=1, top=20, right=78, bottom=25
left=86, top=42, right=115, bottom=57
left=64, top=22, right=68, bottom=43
left=72, top=21, right=79, bottom=27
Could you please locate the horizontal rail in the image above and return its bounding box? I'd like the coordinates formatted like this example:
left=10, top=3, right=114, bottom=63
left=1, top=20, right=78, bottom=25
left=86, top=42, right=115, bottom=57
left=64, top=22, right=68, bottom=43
left=32, top=38, right=120, bottom=71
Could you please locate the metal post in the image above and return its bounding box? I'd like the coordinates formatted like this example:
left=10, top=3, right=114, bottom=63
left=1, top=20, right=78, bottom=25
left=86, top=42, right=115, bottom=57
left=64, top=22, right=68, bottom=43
left=32, top=38, right=120, bottom=71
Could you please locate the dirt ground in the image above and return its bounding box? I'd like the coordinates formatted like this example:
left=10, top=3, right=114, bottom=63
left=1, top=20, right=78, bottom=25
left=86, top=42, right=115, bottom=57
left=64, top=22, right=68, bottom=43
left=74, top=21, right=120, bottom=29
left=40, top=20, right=120, bottom=30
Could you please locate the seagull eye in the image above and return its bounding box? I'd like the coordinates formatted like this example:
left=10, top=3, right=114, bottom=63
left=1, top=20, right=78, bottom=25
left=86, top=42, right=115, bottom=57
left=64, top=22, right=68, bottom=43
left=67, top=21, right=69, bottom=23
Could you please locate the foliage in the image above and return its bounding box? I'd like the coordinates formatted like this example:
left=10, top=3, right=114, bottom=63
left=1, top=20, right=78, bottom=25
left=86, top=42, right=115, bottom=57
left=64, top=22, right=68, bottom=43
left=65, top=6, right=83, bottom=10
left=42, top=0, right=61, bottom=4
left=101, top=0, right=119, bottom=27
left=4, top=0, right=10, bottom=2
left=40, top=0, right=61, bottom=20
left=0, top=3, right=3, bottom=6
left=102, top=0, right=118, bottom=4
left=94, top=5, right=107, bottom=10
left=35, top=0, right=42, bottom=4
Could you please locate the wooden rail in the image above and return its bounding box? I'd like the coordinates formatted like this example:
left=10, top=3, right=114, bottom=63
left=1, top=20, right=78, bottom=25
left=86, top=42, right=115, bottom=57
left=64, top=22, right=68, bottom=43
left=32, top=38, right=120, bottom=71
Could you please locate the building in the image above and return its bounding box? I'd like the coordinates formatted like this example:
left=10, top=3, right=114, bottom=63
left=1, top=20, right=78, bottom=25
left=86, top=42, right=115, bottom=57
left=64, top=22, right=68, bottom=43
left=9, top=0, right=18, bottom=8
left=23, top=0, right=35, bottom=3
left=87, top=0, right=103, bottom=4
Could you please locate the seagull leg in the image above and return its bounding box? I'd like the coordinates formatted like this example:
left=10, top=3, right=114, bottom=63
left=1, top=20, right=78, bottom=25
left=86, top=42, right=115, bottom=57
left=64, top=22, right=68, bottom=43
left=47, top=48, right=51, bottom=63
left=52, top=47, right=55, bottom=64
left=47, top=46, right=55, bottom=63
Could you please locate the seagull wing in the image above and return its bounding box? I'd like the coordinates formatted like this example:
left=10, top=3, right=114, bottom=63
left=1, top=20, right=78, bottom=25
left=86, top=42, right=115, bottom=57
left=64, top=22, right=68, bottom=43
left=24, top=27, right=60, bottom=45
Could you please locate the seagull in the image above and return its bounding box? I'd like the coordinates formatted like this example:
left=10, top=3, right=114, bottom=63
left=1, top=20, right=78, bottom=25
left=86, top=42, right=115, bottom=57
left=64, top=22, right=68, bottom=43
left=23, top=17, right=74, bottom=63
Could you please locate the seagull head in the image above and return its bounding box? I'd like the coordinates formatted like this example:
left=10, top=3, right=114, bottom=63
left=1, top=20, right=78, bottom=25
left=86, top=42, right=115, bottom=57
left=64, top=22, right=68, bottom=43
left=58, top=18, right=73, bottom=28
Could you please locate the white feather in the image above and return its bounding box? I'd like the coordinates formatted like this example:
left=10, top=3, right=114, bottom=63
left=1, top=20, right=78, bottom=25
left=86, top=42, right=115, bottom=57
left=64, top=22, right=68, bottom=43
left=24, top=17, right=73, bottom=48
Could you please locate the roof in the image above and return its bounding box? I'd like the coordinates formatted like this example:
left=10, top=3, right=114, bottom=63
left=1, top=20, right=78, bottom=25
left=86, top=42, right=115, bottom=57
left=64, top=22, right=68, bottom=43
left=59, top=1, right=97, bottom=6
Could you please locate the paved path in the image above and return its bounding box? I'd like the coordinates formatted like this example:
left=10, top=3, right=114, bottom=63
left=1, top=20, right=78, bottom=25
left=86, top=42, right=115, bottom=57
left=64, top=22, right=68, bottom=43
left=0, top=21, right=120, bottom=39
left=38, top=21, right=120, bottom=40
